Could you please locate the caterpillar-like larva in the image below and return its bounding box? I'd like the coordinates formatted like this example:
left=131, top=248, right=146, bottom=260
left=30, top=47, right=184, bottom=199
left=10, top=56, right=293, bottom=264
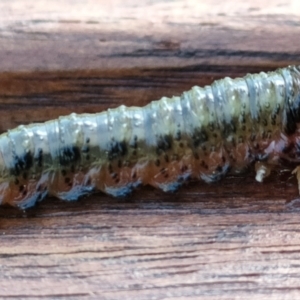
left=1, top=65, right=300, bottom=208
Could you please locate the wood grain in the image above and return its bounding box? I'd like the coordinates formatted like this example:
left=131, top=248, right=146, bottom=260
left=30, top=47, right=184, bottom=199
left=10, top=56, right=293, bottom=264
left=1, top=0, right=300, bottom=72
left=1, top=0, right=300, bottom=299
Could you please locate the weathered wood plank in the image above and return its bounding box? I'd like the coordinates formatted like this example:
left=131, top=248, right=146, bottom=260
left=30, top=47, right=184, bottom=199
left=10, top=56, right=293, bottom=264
left=0, top=0, right=300, bottom=299
left=0, top=172, right=299, bottom=299
left=1, top=0, right=300, bottom=71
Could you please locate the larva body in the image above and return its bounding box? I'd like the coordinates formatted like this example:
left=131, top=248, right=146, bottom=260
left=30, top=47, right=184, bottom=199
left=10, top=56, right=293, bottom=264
left=1, top=66, right=300, bottom=208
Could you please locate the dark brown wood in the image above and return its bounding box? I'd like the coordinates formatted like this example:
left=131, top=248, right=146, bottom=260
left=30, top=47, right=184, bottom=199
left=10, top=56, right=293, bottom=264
left=1, top=1, right=300, bottom=299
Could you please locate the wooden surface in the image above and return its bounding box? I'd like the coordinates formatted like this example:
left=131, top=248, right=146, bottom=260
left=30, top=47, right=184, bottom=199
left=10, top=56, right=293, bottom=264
left=1, top=1, right=300, bottom=299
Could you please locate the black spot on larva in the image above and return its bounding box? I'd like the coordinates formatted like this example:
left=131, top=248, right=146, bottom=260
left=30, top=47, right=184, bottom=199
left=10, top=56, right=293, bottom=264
left=81, top=146, right=89, bottom=153
left=285, top=91, right=300, bottom=134
left=115, top=178, right=120, bottom=184
left=19, top=185, right=24, bottom=192
left=65, top=177, right=71, bottom=184
left=208, top=122, right=214, bottom=131
left=132, top=172, right=137, bottom=179
left=59, top=146, right=80, bottom=166
left=155, top=159, right=160, bottom=167
left=292, top=93, right=300, bottom=123
left=216, top=165, right=222, bottom=172
left=24, top=152, right=33, bottom=169
left=200, top=160, right=208, bottom=169
left=111, top=173, right=118, bottom=179
left=262, top=119, right=268, bottom=126
left=61, top=169, right=67, bottom=176
left=192, top=129, right=208, bottom=148
left=222, top=122, right=236, bottom=137
left=36, top=184, right=41, bottom=192
left=36, top=148, right=43, bottom=168
left=285, top=118, right=297, bottom=135
left=156, top=135, right=173, bottom=154
left=22, top=190, right=27, bottom=196
left=118, top=159, right=122, bottom=168
left=108, top=140, right=128, bottom=160
left=12, top=151, right=33, bottom=176
left=175, top=130, right=181, bottom=141
left=164, top=173, right=169, bottom=178
left=164, top=154, right=169, bottom=163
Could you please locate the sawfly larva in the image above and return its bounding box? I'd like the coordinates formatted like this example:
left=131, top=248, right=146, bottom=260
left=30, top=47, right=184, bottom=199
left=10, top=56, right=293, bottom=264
left=1, top=65, right=300, bottom=209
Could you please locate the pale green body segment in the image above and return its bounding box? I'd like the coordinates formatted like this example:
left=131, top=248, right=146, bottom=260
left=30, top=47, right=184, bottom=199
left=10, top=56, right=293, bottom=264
left=0, top=65, right=299, bottom=208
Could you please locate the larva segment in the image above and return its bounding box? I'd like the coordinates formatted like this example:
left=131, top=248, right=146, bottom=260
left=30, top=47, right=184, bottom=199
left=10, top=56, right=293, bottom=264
left=0, top=124, right=49, bottom=207
left=1, top=66, right=300, bottom=208
left=145, top=97, right=191, bottom=191
left=49, top=115, right=82, bottom=200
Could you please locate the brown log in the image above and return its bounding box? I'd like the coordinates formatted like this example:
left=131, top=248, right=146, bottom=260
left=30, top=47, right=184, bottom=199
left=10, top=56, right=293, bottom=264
left=1, top=1, right=300, bottom=299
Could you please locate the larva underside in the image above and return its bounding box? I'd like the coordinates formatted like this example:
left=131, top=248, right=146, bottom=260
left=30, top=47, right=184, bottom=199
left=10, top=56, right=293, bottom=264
left=1, top=65, right=300, bottom=209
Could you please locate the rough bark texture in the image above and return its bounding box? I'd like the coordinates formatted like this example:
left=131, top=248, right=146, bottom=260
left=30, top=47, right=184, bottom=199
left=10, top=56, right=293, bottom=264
left=1, top=0, right=300, bottom=299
